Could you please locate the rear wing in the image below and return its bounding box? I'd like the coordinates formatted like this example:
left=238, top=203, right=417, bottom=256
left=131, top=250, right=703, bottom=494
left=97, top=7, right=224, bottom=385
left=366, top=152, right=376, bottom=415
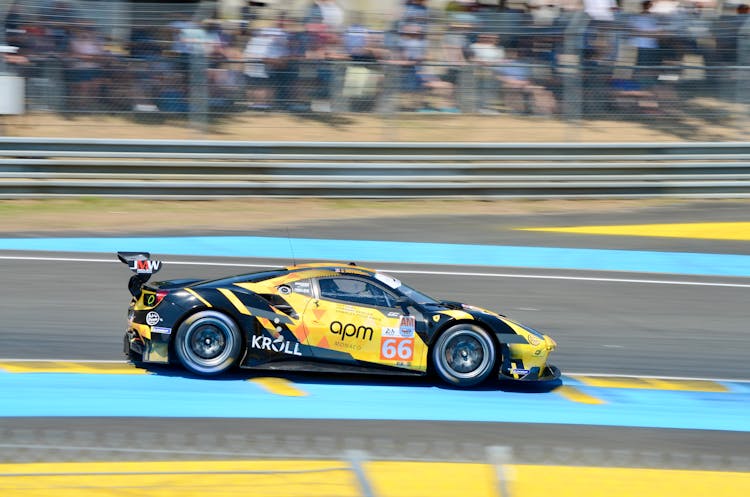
left=117, top=252, right=162, bottom=297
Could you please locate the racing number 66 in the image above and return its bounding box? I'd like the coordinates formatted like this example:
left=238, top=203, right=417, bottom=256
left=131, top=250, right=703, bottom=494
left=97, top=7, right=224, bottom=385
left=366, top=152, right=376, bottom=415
left=380, top=337, right=413, bottom=361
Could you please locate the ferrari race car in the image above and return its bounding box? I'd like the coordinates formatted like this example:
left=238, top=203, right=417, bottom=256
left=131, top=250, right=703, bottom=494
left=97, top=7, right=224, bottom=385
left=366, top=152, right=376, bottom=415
left=119, top=252, right=559, bottom=387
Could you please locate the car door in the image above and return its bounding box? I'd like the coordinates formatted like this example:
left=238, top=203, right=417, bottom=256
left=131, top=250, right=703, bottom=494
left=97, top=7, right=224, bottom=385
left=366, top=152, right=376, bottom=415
left=301, top=276, right=427, bottom=372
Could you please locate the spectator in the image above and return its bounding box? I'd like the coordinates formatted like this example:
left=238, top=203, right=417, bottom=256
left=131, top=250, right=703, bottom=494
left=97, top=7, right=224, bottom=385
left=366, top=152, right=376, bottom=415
left=714, top=4, right=749, bottom=65
left=129, top=27, right=162, bottom=61
left=68, top=25, right=108, bottom=110
left=343, top=29, right=389, bottom=111
left=305, top=0, right=345, bottom=30
left=244, top=26, right=289, bottom=110
left=402, top=0, right=431, bottom=26
left=470, top=33, right=506, bottom=65
left=496, top=47, right=557, bottom=115
left=628, top=0, right=662, bottom=69
left=391, top=23, right=454, bottom=111
left=583, top=0, right=618, bottom=21
left=304, top=22, right=348, bottom=112
left=207, top=57, right=245, bottom=112
left=439, top=13, right=477, bottom=111
left=469, top=32, right=507, bottom=113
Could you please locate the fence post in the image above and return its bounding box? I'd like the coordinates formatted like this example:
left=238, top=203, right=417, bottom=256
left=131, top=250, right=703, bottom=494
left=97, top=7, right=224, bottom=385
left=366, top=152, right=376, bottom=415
left=487, top=445, right=513, bottom=497
left=44, top=57, right=65, bottom=113
left=378, top=63, right=400, bottom=141
left=561, top=12, right=589, bottom=142
left=331, top=61, right=348, bottom=113
left=458, top=64, right=477, bottom=113
left=345, top=450, right=377, bottom=497
left=189, top=51, right=209, bottom=134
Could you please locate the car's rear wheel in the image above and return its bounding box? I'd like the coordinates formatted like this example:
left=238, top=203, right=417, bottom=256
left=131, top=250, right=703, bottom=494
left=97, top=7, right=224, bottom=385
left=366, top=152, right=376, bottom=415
left=174, top=311, right=242, bottom=375
left=432, top=324, right=496, bottom=387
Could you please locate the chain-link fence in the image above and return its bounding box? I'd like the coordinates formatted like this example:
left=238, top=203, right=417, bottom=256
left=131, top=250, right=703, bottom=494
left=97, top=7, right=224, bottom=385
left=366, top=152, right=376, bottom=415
left=2, top=1, right=750, bottom=141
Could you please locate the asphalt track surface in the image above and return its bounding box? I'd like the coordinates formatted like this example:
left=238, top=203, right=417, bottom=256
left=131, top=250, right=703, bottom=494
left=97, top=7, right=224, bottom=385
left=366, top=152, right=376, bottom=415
left=1, top=201, right=749, bottom=462
left=1, top=254, right=747, bottom=378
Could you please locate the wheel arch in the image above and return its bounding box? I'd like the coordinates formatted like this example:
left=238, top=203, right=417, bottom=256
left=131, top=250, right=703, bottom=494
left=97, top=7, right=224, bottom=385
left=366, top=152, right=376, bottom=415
left=427, top=318, right=503, bottom=372
left=168, top=305, right=250, bottom=364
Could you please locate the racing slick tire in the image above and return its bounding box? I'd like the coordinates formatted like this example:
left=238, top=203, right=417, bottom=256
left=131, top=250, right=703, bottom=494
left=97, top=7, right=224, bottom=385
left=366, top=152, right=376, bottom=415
left=174, top=310, right=243, bottom=376
left=432, top=324, right=496, bottom=387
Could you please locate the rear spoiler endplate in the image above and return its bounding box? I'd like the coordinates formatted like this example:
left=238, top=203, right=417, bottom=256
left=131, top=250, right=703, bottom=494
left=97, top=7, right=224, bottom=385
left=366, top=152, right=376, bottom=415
left=117, top=252, right=162, bottom=297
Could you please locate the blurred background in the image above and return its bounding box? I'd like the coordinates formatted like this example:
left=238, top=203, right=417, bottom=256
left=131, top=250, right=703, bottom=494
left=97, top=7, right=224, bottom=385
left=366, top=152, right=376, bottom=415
left=1, top=0, right=750, bottom=141
left=1, top=2, right=750, bottom=497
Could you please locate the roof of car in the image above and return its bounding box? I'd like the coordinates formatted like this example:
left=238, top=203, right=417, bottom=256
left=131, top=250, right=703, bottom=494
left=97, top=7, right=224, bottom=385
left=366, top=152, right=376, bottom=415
left=286, top=262, right=375, bottom=273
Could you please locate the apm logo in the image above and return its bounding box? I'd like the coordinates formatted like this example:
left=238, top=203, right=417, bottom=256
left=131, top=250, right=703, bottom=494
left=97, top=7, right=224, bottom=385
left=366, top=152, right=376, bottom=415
left=330, top=321, right=374, bottom=341
left=131, top=259, right=161, bottom=274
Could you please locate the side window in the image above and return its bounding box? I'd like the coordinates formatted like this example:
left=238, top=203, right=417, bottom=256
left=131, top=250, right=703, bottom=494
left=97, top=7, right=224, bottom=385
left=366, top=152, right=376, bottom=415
left=318, top=277, right=394, bottom=307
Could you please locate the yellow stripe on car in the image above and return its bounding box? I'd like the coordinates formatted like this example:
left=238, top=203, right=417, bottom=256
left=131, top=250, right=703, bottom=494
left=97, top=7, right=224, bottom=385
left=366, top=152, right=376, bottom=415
left=218, top=288, right=253, bottom=316
left=184, top=288, right=212, bottom=308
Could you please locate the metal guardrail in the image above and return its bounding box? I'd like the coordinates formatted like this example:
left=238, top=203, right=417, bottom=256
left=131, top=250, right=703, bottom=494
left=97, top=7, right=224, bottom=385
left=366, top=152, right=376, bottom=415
left=1, top=138, right=749, bottom=198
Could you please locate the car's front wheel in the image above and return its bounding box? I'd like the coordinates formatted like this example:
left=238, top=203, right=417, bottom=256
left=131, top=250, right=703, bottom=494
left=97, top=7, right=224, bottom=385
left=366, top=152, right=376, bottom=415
left=174, top=311, right=242, bottom=375
left=432, top=324, right=496, bottom=387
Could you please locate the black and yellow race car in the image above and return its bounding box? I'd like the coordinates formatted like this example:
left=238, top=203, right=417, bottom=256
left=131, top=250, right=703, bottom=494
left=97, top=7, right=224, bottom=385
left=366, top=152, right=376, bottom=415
left=119, top=252, right=559, bottom=387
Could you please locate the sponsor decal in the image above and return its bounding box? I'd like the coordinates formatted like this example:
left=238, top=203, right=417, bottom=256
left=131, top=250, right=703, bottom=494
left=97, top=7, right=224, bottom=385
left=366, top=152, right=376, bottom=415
left=527, top=335, right=541, bottom=346
left=432, top=315, right=440, bottom=322
left=131, top=259, right=161, bottom=274
left=145, top=311, right=160, bottom=326
left=387, top=311, right=400, bottom=318
left=398, top=316, right=416, bottom=338
left=292, top=281, right=311, bottom=295
left=278, top=285, right=291, bottom=295
left=380, top=336, right=414, bottom=361
left=533, top=349, right=542, bottom=356
left=380, top=316, right=416, bottom=360
left=335, top=305, right=376, bottom=319
left=335, top=341, right=363, bottom=351
left=251, top=334, right=302, bottom=356
left=381, top=326, right=398, bottom=337
left=510, top=368, right=530, bottom=375
left=151, top=326, right=172, bottom=335
left=145, top=293, right=156, bottom=306
left=338, top=304, right=357, bottom=314
left=329, top=321, right=373, bottom=341
left=334, top=268, right=369, bottom=276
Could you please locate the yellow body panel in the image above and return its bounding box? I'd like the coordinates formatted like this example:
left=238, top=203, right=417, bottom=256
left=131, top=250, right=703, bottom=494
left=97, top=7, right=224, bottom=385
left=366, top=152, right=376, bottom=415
left=301, top=299, right=428, bottom=372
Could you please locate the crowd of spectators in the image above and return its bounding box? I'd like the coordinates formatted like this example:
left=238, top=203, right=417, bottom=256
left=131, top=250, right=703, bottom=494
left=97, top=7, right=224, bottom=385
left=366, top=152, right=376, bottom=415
left=2, top=0, right=749, bottom=118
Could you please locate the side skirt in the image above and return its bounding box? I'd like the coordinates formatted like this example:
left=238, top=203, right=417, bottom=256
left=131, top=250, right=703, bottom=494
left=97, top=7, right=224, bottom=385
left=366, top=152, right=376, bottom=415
left=240, top=359, right=426, bottom=376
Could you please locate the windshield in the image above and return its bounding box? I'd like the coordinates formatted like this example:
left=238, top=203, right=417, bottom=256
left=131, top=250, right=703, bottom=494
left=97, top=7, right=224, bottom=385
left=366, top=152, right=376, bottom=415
left=398, top=283, right=438, bottom=304
left=375, top=272, right=438, bottom=304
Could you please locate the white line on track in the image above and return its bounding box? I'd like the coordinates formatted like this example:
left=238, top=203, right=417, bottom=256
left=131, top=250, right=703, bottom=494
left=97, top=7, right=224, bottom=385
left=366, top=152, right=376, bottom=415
left=1, top=358, right=749, bottom=383
left=1, top=254, right=750, bottom=288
